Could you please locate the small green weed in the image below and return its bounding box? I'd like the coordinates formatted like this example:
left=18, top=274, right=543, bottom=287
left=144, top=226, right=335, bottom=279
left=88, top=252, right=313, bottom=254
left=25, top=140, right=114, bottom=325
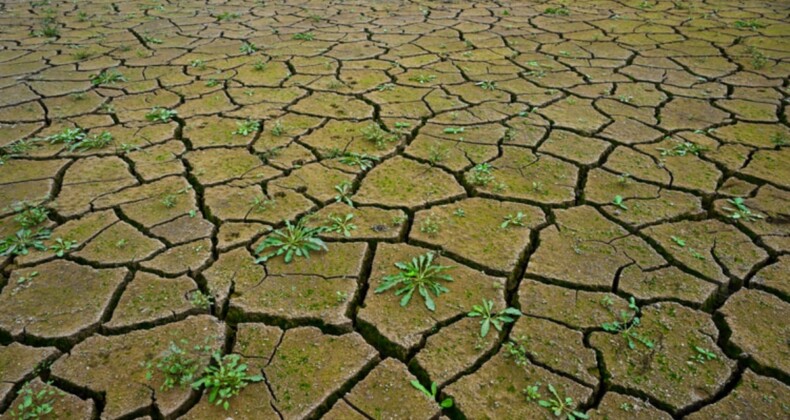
left=601, top=297, right=654, bottom=350
left=468, top=299, right=522, bottom=337
left=544, top=6, right=570, bottom=16
left=234, top=119, right=260, bottom=136
left=50, top=238, right=77, bottom=257
left=146, top=341, right=200, bottom=391
left=191, top=353, right=263, bottom=410
left=501, top=212, right=526, bottom=229
left=475, top=80, right=497, bottom=91
left=292, top=32, right=315, bottom=41
left=145, top=107, right=177, bottom=123
left=468, top=163, right=495, bottom=186
left=612, top=195, right=627, bottom=210
left=374, top=252, right=453, bottom=311
left=10, top=202, right=49, bottom=228
left=339, top=153, right=378, bottom=170
left=361, top=123, right=398, bottom=149
left=326, top=213, right=356, bottom=237
left=334, top=181, right=354, bottom=207
left=0, top=229, right=51, bottom=256
left=537, top=384, right=588, bottom=419
left=409, top=74, right=436, bottom=84
left=189, top=291, right=214, bottom=309
left=723, top=197, right=763, bottom=222
left=410, top=380, right=453, bottom=408
left=240, top=42, right=258, bottom=54
left=254, top=218, right=327, bottom=263
left=9, top=382, right=60, bottom=419
left=89, top=70, right=127, bottom=86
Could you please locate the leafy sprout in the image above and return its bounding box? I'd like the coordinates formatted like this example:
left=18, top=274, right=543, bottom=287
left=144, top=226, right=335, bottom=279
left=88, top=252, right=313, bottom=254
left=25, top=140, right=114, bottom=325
left=601, top=297, right=654, bottom=350
left=89, top=69, right=126, bottom=86
left=145, top=107, right=177, bottom=123
left=410, top=380, right=453, bottom=408
left=475, top=80, right=497, bottom=90
left=501, top=212, right=527, bottom=229
left=612, top=195, right=627, bottom=210
left=9, top=382, right=59, bottom=419
left=240, top=42, right=258, bottom=54
left=334, top=180, right=354, bottom=207
left=292, top=32, right=315, bottom=41
left=339, top=152, right=378, bottom=171
left=723, top=197, right=763, bottom=222
left=233, top=119, right=260, bottom=136
left=146, top=341, right=200, bottom=391
left=50, top=238, right=77, bottom=257
left=374, top=252, right=453, bottom=311
left=537, top=384, right=588, bottom=420
left=0, top=229, right=51, bottom=256
left=68, top=131, right=113, bottom=152
left=326, top=213, right=356, bottom=237
left=468, top=299, right=522, bottom=337
left=254, top=219, right=328, bottom=264
left=469, top=163, right=495, bottom=186
left=10, top=202, right=49, bottom=228
left=191, top=353, right=263, bottom=410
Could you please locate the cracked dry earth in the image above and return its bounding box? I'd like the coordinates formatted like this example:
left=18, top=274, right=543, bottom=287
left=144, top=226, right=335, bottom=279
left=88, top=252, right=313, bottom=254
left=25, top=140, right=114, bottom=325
left=0, top=0, right=789, bottom=419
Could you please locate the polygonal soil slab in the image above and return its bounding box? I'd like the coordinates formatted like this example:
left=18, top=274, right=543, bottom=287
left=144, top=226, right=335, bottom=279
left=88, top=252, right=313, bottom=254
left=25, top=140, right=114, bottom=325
left=265, top=327, right=378, bottom=419
left=686, top=369, right=790, bottom=419
left=445, top=348, right=593, bottom=419
left=50, top=316, right=224, bottom=419
left=74, top=221, right=165, bottom=265
left=586, top=392, right=671, bottom=419
left=358, top=243, right=506, bottom=358
left=527, top=206, right=664, bottom=289
left=518, top=280, right=635, bottom=329
left=410, top=198, right=545, bottom=276
left=0, top=260, right=127, bottom=345
left=289, top=92, right=373, bottom=119
left=354, top=157, right=465, bottom=209
left=718, top=288, right=789, bottom=377
left=343, top=358, right=441, bottom=419
left=186, top=148, right=279, bottom=187
left=228, top=242, right=368, bottom=330
left=105, top=271, right=198, bottom=331
left=590, top=302, right=735, bottom=414
left=308, top=202, right=407, bottom=241
left=54, top=156, right=138, bottom=217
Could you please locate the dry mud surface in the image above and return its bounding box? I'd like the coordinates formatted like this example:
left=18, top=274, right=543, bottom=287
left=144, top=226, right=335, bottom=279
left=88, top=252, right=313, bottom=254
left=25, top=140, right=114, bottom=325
left=0, top=0, right=788, bottom=419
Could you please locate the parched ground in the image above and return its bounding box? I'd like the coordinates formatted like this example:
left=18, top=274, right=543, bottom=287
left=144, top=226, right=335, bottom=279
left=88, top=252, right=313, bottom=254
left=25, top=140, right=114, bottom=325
left=0, top=0, right=788, bottom=418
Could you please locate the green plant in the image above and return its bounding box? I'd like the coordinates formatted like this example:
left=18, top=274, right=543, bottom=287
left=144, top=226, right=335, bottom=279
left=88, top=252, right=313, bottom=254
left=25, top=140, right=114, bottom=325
left=161, top=194, right=178, bottom=208
left=723, top=197, right=763, bottom=222
left=326, top=213, right=356, bottom=237
left=50, top=238, right=77, bottom=257
left=377, top=83, right=395, bottom=91
left=544, top=6, right=570, bottom=15
left=339, top=153, right=378, bottom=170
left=252, top=59, right=267, bottom=71
left=145, top=107, right=177, bottom=123
left=270, top=120, right=286, bottom=136
left=504, top=340, right=528, bottom=366
left=659, top=141, right=705, bottom=157
left=374, top=252, right=453, bottom=311
left=146, top=341, right=200, bottom=391
left=475, top=80, right=497, bottom=90
left=334, top=181, right=354, bottom=207
left=215, top=11, right=241, bottom=21
left=612, top=195, right=627, bottom=210
left=734, top=19, right=765, bottom=30
left=42, top=127, right=85, bottom=146
left=292, top=32, right=315, bottom=41
left=501, top=212, right=526, bottom=229
left=205, top=78, right=220, bottom=87
left=410, top=380, right=453, bottom=408
left=747, top=46, right=767, bottom=69
left=189, top=291, right=214, bottom=309
left=250, top=195, right=275, bottom=213
left=0, top=229, right=51, bottom=256
left=190, top=59, right=206, bottom=69
left=68, top=131, right=112, bottom=152
left=89, top=69, right=126, bottom=86
left=192, top=353, right=263, bottom=410
left=443, top=127, right=464, bottom=134
left=234, top=119, right=260, bottom=136
left=453, top=208, right=466, bottom=217
left=601, top=297, right=654, bottom=350
left=469, top=163, right=495, bottom=186
left=32, top=23, right=60, bottom=38
left=468, top=299, right=522, bottom=337
left=10, top=202, right=49, bottom=228
left=361, top=123, right=398, bottom=149
left=9, top=382, right=59, bottom=419
left=771, top=132, right=788, bottom=146
left=254, top=219, right=327, bottom=263
left=143, top=35, right=163, bottom=44
left=409, top=74, right=436, bottom=84
left=537, top=384, right=588, bottom=419
left=71, top=49, right=92, bottom=60
left=240, top=42, right=258, bottom=54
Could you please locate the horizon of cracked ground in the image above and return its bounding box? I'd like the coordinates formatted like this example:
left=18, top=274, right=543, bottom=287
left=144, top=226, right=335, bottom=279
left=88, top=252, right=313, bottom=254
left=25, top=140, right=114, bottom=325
left=0, top=0, right=788, bottom=419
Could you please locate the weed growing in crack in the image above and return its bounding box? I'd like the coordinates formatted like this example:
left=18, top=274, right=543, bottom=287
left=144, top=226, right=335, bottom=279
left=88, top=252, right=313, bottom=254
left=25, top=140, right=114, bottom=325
left=428, top=144, right=448, bottom=165
left=32, top=23, right=60, bottom=38
left=734, top=19, right=765, bottom=30
left=9, top=381, right=61, bottom=419
left=292, top=32, right=315, bottom=41
left=189, top=291, right=214, bottom=309
left=146, top=341, right=201, bottom=391
left=215, top=11, right=241, bottom=21
left=191, top=353, right=263, bottom=410
left=50, top=238, right=77, bottom=257
left=10, top=202, right=49, bottom=228
left=145, top=107, right=177, bottom=123
left=419, top=214, right=441, bottom=235
left=771, top=132, right=788, bottom=146
left=205, top=78, right=220, bottom=87
left=190, top=59, right=206, bottom=69
left=468, top=299, right=522, bottom=337
left=160, top=194, right=178, bottom=208
left=747, top=46, right=768, bottom=69
left=723, top=197, right=763, bottom=222
left=601, top=297, right=654, bottom=350
left=376, top=83, right=395, bottom=91
left=68, top=131, right=113, bottom=152
left=71, top=48, right=92, bottom=60
left=334, top=181, right=354, bottom=207
left=89, top=69, right=126, bottom=86
left=339, top=152, right=378, bottom=171
left=658, top=141, right=705, bottom=157
left=612, top=195, right=628, bottom=211
left=501, top=212, right=527, bottom=229
left=537, top=383, right=588, bottom=420
left=254, top=218, right=328, bottom=263
left=690, top=346, right=717, bottom=364
left=0, top=229, right=51, bottom=256
left=249, top=195, right=275, bottom=213
left=443, top=127, right=464, bottom=134
left=326, top=213, right=356, bottom=237
left=375, top=252, right=453, bottom=311
left=410, top=380, right=453, bottom=408
left=361, top=123, right=398, bottom=149
left=270, top=120, right=286, bottom=136
left=544, top=6, right=570, bottom=16
left=252, top=59, right=267, bottom=71
left=41, top=127, right=85, bottom=147
left=233, top=119, right=260, bottom=136
left=504, top=339, right=528, bottom=366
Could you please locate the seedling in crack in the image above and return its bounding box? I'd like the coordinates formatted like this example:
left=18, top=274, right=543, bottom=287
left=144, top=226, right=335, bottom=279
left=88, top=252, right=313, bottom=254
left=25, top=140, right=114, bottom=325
left=334, top=180, right=354, bottom=207
left=537, top=384, right=588, bottom=420
left=501, top=212, right=527, bottom=229
left=339, top=152, right=378, bottom=171
left=145, top=107, right=177, bottom=123
left=544, top=6, right=570, bottom=16
left=146, top=341, right=200, bottom=391
left=361, top=123, right=398, bottom=149
left=189, top=291, right=214, bottom=309
left=690, top=346, right=717, bottom=364
left=410, top=380, right=453, bottom=408
left=10, top=202, right=49, bottom=228
left=270, top=120, right=286, bottom=136
left=233, top=119, right=260, bottom=136
left=292, top=32, right=315, bottom=41
left=9, top=381, right=61, bottom=419
left=89, top=69, right=126, bottom=86
left=375, top=252, right=453, bottom=311
left=419, top=215, right=441, bottom=235
left=468, top=163, right=495, bottom=186
left=409, top=74, right=436, bottom=84
left=326, top=213, right=356, bottom=237
left=240, top=42, right=258, bottom=54
left=723, top=197, right=763, bottom=222
left=377, top=83, right=395, bottom=91
left=191, top=352, right=263, bottom=410
left=161, top=194, right=178, bottom=208
left=443, top=127, right=464, bottom=134
left=68, top=131, right=113, bottom=152
left=468, top=299, right=522, bottom=337
left=658, top=141, right=705, bottom=157
left=734, top=19, right=765, bottom=30
left=255, top=218, right=328, bottom=263
left=601, top=297, right=654, bottom=350
left=249, top=195, right=275, bottom=213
